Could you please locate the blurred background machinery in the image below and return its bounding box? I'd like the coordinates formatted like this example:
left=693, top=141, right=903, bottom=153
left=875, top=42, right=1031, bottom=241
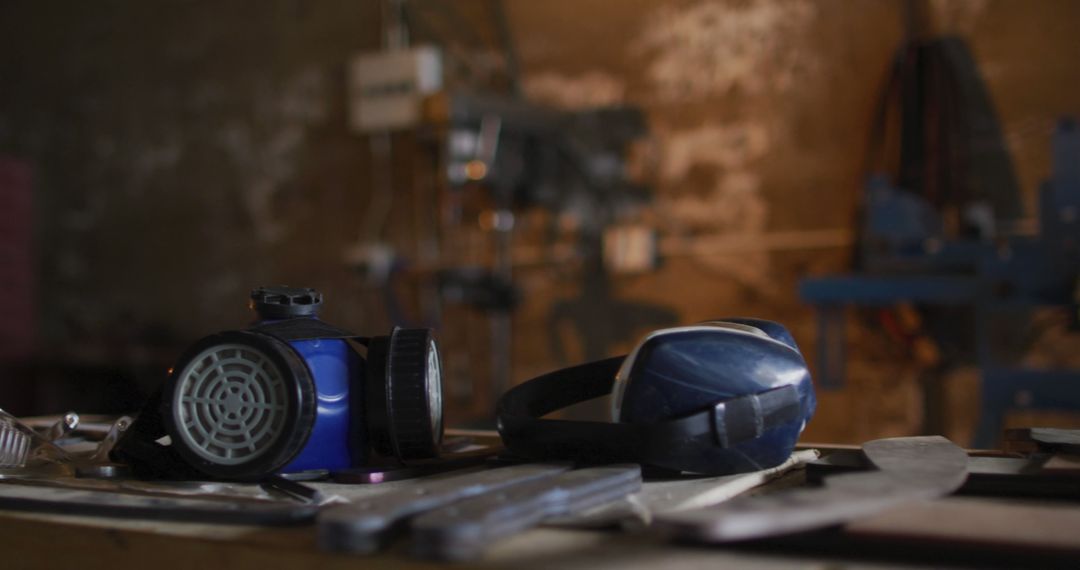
left=340, top=0, right=671, bottom=423
left=800, top=29, right=1080, bottom=446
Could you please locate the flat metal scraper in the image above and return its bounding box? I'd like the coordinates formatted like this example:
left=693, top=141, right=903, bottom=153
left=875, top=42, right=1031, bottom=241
left=654, top=436, right=968, bottom=542
left=0, top=482, right=317, bottom=525
left=318, top=463, right=570, bottom=554
left=411, top=465, right=643, bottom=561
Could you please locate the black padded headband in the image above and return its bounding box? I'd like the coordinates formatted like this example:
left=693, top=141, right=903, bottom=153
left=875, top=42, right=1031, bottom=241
left=496, top=356, right=803, bottom=472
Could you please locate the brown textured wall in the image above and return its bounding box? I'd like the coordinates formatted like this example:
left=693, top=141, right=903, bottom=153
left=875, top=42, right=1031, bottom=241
left=1, top=1, right=1078, bottom=439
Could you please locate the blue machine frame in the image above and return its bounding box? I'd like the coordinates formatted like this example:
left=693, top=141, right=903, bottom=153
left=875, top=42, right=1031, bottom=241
left=801, top=119, right=1080, bottom=447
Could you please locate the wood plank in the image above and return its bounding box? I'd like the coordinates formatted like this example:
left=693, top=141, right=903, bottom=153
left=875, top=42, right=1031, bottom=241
left=847, top=498, right=1080, bottom=554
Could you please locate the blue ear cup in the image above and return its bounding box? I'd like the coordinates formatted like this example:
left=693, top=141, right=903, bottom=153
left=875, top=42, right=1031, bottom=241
left=613, top=320, right=816, bottom=474
left=497, top=319, right=816, bottom=476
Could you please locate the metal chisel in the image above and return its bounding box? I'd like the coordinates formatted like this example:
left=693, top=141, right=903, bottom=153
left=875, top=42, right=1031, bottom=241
left=0, top=482, right=317, bottom=525
left=318, top=463, right=570, bottom=554
left=410, top=464, right=642, bottom=561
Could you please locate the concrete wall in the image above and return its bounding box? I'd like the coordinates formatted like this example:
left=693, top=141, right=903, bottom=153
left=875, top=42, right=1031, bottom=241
left=2, top=0, right=1078, bottom=438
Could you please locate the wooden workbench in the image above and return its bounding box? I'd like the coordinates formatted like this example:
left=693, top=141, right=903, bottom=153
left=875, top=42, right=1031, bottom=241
left=2, top=446, right=1077, bottom=569
left=0, top=503, right=918, bottom=570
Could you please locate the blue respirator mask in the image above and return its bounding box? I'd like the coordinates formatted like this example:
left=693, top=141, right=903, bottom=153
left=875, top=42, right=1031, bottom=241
left=115, top=286, right=444, bottom=481
left=496, top=318, right=816, bottom=475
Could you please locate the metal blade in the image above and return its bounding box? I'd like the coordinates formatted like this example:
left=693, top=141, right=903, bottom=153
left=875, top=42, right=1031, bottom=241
left=410, top=465, right=642, bottom=561
left=318, top=463, right=569, bottom=554
left=0, top=482, right=316, bottom=525
left=654, top=436, right=968, bottom=543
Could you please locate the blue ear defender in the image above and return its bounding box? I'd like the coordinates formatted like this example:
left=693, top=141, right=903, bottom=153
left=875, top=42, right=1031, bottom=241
left=496, top=318, right=816, bottom=475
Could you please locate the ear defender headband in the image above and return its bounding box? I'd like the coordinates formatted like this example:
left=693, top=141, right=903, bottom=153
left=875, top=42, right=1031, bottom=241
left=496, top=318, right=816, bottom=475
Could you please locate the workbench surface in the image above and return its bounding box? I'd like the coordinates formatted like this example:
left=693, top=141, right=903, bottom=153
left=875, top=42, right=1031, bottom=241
left=0, top=505, right=925, bottom=570
left=2, top=446, right=1076, bottom=569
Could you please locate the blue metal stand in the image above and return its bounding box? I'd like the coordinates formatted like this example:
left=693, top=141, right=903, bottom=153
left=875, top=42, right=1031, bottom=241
left=801, top=120, right=1080, bottom=448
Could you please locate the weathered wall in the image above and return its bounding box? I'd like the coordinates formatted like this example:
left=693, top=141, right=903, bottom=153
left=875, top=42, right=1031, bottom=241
left=0, top=1, right=384, bottom=341
left=2, top=0, right=1079, bottom=439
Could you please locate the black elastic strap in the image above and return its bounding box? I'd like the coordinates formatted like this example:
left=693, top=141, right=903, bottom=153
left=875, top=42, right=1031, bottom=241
left=249, top=318, right=366, bottom=343
left=111, top=385, right=204, bottom=479
left=496, top=357, right=803, bottom=468
left=712, top=384, right=803, bottom=448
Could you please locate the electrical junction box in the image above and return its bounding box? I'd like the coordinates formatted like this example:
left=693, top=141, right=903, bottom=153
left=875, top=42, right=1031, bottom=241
left=348, top=46, right=442, bottom=133
left=603, top=224, right=658, bottom=274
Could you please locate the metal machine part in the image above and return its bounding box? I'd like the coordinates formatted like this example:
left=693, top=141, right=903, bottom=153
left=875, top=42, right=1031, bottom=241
left=318, top=463, right=570, bottom=554
left=653, top=436, right=968, bottom=543
left=44, top=412, right=79, bottom=442
left=75, top=416, right=133, bottom=479
left=172, top=342, right=292, bottom=467
left=802, top=115, right=1080, bottom=446
left=410, top=465, right=643, bottom=561
left=0, top=408, right=73, bottom=472
left=1, top=410, right=136, bottom=480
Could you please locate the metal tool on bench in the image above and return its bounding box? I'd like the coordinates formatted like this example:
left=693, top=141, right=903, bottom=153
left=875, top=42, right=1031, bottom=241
left=73, top=415, right=132, bottom=478
left=0, top=482, right=318, bottom=526
left=318, top=463, right=570, bottom=554
left=551, top=449, right=822, bottom=530
left=410, top=465, right=643, bottom=561
left=654, top=436, right=968, bottom=543
left=1, top=409, right=143, bottom=481
left=43, top=412, right=80, bottom=442
left=0, top=408, right=90, bottom=478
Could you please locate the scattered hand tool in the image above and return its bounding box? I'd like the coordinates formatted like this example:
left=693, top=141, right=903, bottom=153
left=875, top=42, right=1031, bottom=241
left=548, top=449, right=820, bottom=530
left=0, top=408, right=72, bottom=473
left=809, top=448, right=1080, bottom=499
left=0, top=482, right=317, bottom=525
left=1005, top=427, right=1080, bottom=454
left=261, top=474, right=344, bottom=506
left=318, top=463, right=570, bottom=554
left=410, top=465, right=642, bottom=561
left=73, top=416, right=132, bottom=479
left=44, top=412, right=80, bottom=442
left=653, top=436, right=968, bottom=543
